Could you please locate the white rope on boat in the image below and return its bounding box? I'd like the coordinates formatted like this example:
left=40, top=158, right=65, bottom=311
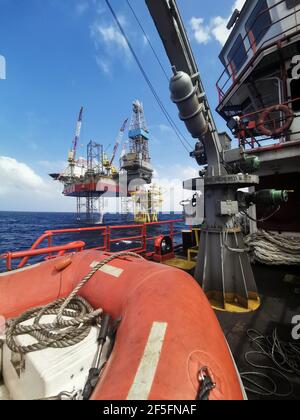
left=6, top=252, right=144, bottom=355
left=244, top=230, right=300, bottom=266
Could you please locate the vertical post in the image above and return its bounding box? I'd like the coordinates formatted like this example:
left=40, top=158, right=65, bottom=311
left=7, top=253, right=12, bottom=271
left=48, top=235, right=53, bottom=260
left=103, top=227, right=108, bottom=251
left=107, top=227, right=111, bottom=252
left=170, top=222, right=174, bottom=242
left=248, top=187, right=258, bottom=235
left=142, top=224, right=147, bottom=252
left=77, top=197, right=81, bottom=221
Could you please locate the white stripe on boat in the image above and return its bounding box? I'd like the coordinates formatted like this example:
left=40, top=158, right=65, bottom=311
left=90, top=261, right=124, bottom=278
left=127, top=322, right=168, bottom=401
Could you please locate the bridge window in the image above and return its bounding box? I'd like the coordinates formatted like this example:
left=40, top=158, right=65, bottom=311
left=227, top=35, right=248, bottom=74
left=246, top=0, right=272, bottom=48
left=291, top=79, right=300, bottom=112
left=286, top=0, right=300, bottom=8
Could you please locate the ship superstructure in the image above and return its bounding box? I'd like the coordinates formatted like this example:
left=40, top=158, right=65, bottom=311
left=217, top=0, right=300, bottom=234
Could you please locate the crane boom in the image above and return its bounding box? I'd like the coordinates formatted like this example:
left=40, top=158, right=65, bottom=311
left=69, top=107, right=84, bottom=163
left=145, top=0, right=222, bottom=172
left=110, top=118, right=129, bottom=166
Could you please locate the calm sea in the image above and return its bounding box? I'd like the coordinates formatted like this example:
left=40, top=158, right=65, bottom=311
left=0, top=212, right=184, bottom=272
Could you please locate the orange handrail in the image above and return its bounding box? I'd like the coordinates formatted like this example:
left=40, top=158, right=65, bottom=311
left=18, top=226, right=107, bottom=268
left=3, top=241, right=86, bottom=271
left=0, top=220, right=183, bottom=271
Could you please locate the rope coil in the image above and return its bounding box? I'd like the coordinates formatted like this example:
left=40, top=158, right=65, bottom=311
left=6, top=252, right=144, bottom=355
left=245, top=230, right=300, bottom=266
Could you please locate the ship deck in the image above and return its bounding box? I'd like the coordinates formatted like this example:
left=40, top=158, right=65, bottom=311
left=217, top=264, right=300, bottom=400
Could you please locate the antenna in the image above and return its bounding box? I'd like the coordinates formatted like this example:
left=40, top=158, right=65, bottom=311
left=227, top=9, right=240, bottom=30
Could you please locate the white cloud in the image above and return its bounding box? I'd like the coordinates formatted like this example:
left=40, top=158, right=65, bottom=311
left=142, top=35, right=148, bottom=47
left=157, top=124, right=173, bottom=134
left=95, top=56, right=111, bottom=75
left=91, top=21, right=129, bottom=56
left=190, top=0, right=247, bottom=46
left=210, top=16, right=229, bottom=45
left=156, top=164, right=199, bottom=183
left=0, top=55, right=6, bottom=80
left=190, top=17, right=211, bottom=45
left=0, top=156, right=73, bottom=212
left=178, top=165, right=199, bottom=180
left=37, top=160, right=66, bottom=172
left=76, top=1, right=89, bottom=16
left=150, top=164, right=200, bottom=212
left=90, top=17, right=132, bottom=75
left=0, top=157, right=45, bottom=194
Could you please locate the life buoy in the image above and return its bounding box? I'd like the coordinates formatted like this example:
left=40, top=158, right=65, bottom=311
left=257, top=104, right=294, bottom=137
left=0, top=251, right=245, bottom=400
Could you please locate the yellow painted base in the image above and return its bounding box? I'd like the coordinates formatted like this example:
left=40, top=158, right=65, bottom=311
left=211, top=297, right=261, bottom=314
left=163, top=258, right=196, bottom=271
left=134, top=212, right=158, bottom=223
left=161, top=250, right=261, bottom=314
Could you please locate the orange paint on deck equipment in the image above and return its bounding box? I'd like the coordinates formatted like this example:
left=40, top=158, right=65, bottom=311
left=0, top=250, right=244, bottom=401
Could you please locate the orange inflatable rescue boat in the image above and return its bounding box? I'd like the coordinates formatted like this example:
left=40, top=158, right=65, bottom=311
left=0, top=250, right=246, bottom=400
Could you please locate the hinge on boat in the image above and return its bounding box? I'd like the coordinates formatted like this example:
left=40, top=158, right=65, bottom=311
left=10, top=352, right=25, bottom=378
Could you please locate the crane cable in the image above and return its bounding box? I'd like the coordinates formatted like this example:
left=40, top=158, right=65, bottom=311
left=240, top=329, right=300, bottom=398
left=125, top=0, right=196, bottom=154
left=125, top=0, right=170, bottom=83
left=104, top=0, right=193, bottom=155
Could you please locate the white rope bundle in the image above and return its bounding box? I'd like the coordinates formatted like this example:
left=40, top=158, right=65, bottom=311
left=245, top=230, right=300, bottom=266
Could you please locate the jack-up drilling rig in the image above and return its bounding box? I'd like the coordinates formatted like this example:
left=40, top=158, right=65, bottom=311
left=50, top=102, right=154, bottom=223
left=145, top=0, right=289, bottom=311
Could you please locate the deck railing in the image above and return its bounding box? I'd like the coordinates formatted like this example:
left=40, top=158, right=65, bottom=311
left=3, top=241, right=86, bottom=271
left=235, top=98, right=300, bottom=150
left=0, top=220, right=183, bottom=271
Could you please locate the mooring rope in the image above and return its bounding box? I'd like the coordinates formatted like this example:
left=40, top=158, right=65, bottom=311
left=245, top=230, right=300, bottom=266
left=6, top=252, right=144, bottom=355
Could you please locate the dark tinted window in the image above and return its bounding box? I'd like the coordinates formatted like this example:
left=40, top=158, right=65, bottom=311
left=286, top=0, right=300, bottom=9
left=291, top=79, right=300, bottom=112
left=246, top=0, right=272, bottom=45
left=227, top=35, right=248, bottom=73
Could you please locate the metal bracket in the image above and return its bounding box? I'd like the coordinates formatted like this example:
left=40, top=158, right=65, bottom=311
left=11, top=352, right=25, bottom=378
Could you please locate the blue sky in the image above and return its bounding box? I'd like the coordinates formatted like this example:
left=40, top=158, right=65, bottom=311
left=0, top=0, right=245, bottom=212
